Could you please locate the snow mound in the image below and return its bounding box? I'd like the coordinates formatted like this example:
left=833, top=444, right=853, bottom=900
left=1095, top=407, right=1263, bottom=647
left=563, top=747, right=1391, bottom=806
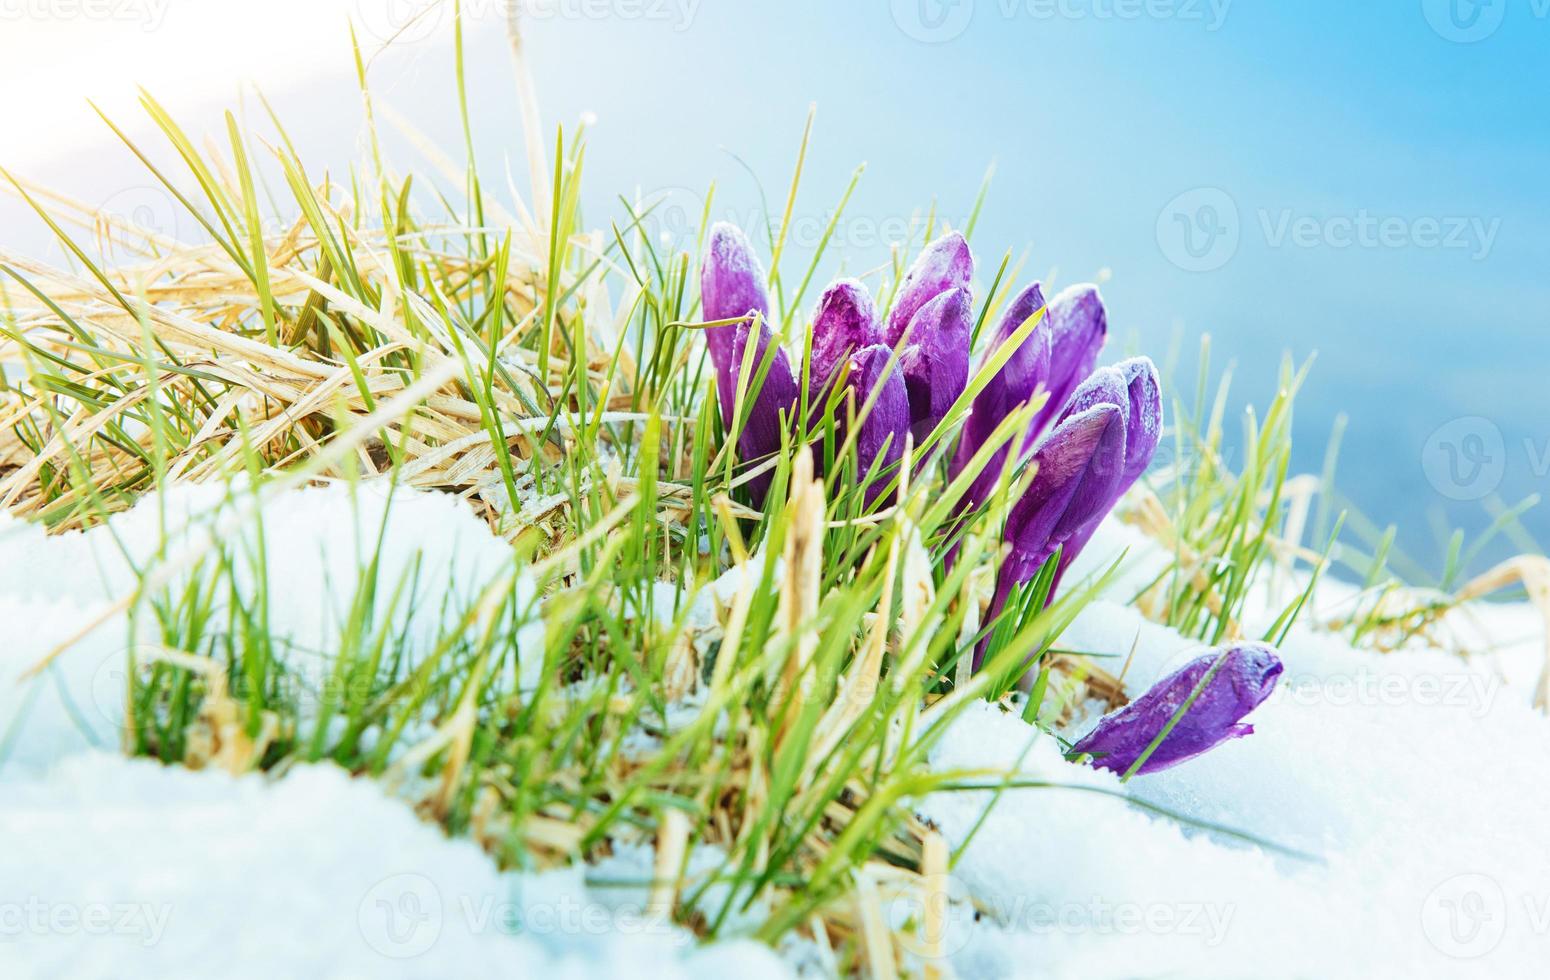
left=0, top=752, right=787, bottom=979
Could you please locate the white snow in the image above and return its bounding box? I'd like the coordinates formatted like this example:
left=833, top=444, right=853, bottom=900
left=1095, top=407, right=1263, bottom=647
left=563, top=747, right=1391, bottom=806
left=3, top=483, right=1549, bottom=977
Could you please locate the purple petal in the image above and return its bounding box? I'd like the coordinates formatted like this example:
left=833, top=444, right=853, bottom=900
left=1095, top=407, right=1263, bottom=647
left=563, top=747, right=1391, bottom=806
left=1043, top=359, right=1164, bottom=590
left=1034, top=284, right=1108, bottom=432
left=844, top=344, right=909, bottom=505
left=1116, top=356, right=1163, bottom=487
left=810, top=278, right=882, bottom=394
left=974, top=404, right=1127, bottom=669
left=1003, top=403, right=1128, bottom=583
left=727, top=319, right=799, bottom=505
left=1070, top=643, right=1283, bottom=775
left=897, top=286, right=972, bottom=443
left=950, top=282, right=1053, bottom=511
left=884, top=231, right=973, bottom=345
left=701, top=222, right=773, bottom=376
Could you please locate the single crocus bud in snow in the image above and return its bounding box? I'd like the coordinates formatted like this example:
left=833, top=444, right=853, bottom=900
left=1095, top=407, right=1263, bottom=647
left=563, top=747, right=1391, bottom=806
left=1069, top=643, right=1284, bottom=775
left=885, top=233, right=974, bottom=442
left=809, top=278, right=882, bottom=393
left=1032, top=283, right=1108, bottom=433
left=952, top=283, right=1053, bottom=503
left=842, top=344, right=909, bottom=504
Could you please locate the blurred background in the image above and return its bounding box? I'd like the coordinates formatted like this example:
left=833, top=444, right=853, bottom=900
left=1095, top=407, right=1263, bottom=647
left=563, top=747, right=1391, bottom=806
left=2, top=0, right=1546, bottom=577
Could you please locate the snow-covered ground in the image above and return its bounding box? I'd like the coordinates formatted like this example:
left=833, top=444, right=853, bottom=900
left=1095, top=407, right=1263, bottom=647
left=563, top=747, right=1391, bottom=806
left=3, top=484, right=1548, bottom=978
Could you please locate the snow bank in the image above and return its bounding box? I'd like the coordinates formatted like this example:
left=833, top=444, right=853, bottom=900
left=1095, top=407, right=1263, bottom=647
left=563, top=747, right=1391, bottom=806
left=4, top=484, right=1549, bottom=977
left=0, top=752, right=786, bottom=980
left=0, top=484, right=785, bottom=978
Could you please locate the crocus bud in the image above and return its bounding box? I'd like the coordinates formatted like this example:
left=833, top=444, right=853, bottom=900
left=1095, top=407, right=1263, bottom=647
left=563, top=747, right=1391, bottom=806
left=701, top=223, right=775, bottom=420
left=842, top=344, right=910, bottom=505
left=975, top=404, right=1127, bottom=669
left=726, top=318, right=799, bottom=505
left=1001, top=404, right=1128, bottom=587
left=1070, top=643, right=1283, bottom=775
left=1116, top=357, right=1163, bottom=487
left=1046, top=357, right=1163, bottom=591
left=896, top=286, right=972, bottom=442
left=810, top=278, right=882, bottom=393
left=1033, top=283, right=1107, bottom=432
left=950, top=282, right=1053, bottom=512
left=884, top=231, right=974, bottom=345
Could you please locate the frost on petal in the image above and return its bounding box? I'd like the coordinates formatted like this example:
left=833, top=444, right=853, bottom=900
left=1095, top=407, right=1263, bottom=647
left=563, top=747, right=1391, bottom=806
left=844, top=344, right=909, bottom=505
left=1115, top=356, right=1163, bottom=486
left=809, top=278, right=882, bottom=394
left=727, top=319, right=799, bottom=505
left=701, top=222, right=773, bottom=374
left=897, top=286, right=972, bottom=443
left=1035, top=283, right=1108, bottom=431
left=1070, top=643, right=1284, bottom=775
left=884, top=231, right=974, bottom=346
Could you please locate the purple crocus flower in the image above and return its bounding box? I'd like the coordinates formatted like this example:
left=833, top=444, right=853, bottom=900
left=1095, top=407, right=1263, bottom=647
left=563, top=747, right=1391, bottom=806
left=1069, top=643, right=1284, bottom=775
left=884, top=233, right=974, bottom=442
left=1032, top=284, right=1108, bottom=433
left=974, top=358, right=1162, bottom=667
left=841, top=344, right=910, bottom=504
left=952, top=283, right=1053, bottom=505
left=975, top=403, right=1129, bottom=668
left=810, top=278, right=883, bottom=394
left=701, top=222, right=774, bottom=395
left=1045, top=357, right=1162, bottom=592
left=700, top=222, right=798, bottom=503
